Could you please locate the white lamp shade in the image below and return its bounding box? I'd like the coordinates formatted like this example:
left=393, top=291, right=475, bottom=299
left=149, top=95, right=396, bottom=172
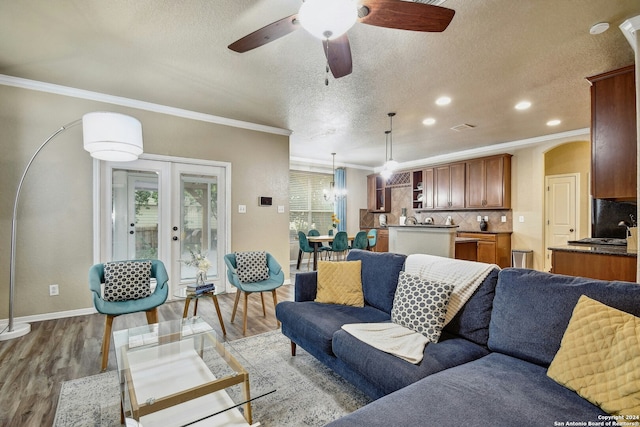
left=83, top=112, right=143, bottom=161
left=384, top=159, right=399, bottom=172
left=298, top=0, right=358, bottom=40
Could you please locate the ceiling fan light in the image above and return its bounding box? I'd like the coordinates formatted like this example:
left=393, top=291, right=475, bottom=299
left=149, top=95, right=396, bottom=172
left=299, top=0, right=358, bottom=40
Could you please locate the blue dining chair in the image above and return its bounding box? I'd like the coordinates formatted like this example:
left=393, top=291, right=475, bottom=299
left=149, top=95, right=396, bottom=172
left=297, top=231, right=327, bottom=270
left=224, top=252, right=285, bottom=335
left=88, top=259, right=169, bottom=371
left=309, top=229, right=331, bottom=258
left=330, top=231, right=349, bottom=261
left=367, top=229, right=378, bottom=251
left=350, top=230, right=369, bottom=251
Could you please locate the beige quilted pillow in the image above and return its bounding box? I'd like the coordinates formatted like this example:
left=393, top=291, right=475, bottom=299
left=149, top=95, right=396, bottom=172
left=315, top=261, right=363, bottom=307
left=547, top=295, right=640, bottom=416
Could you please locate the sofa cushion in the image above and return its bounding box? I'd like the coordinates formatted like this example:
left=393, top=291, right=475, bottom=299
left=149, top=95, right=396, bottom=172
left=315, top=260, right=363, bottom=307
left=326, top=353, right=607, bottom=427
left=442, top=268, right=499, bottom=346
left=346, top=250, right=407, bottom=314
left=276, top=301, right=390, bottom=356
left=547, top=295, right=640, bottom=416
left=489, top=268, right=640, bottom=366
left=332, top=329, right=490, bottom=396
left=391, top=272, right=453, bottom=341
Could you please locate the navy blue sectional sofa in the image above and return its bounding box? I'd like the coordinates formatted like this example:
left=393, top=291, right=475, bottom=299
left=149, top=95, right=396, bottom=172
left=275, top=250, right=640, bottom=426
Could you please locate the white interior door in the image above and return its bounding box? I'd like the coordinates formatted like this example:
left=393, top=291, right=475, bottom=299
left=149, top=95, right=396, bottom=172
left=97, top=156, right=229, bottom=297
left=545, top=173, right=580, bottom=271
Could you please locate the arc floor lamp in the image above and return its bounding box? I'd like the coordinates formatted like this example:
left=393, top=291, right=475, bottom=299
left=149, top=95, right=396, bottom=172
left=0, top=112, right=143, bottom=341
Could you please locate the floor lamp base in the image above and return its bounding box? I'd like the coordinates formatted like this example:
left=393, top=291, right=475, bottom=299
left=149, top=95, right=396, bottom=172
left=0, top=323, right=31, bottom=341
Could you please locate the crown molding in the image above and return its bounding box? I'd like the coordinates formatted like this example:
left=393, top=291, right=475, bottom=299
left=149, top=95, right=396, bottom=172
left=620, top=15, right=640, bottom=54
left=0, top=74, right=292, bottom=136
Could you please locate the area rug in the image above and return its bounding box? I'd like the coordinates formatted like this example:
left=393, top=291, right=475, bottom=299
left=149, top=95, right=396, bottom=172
left=54, top=330, right=371, bottom=426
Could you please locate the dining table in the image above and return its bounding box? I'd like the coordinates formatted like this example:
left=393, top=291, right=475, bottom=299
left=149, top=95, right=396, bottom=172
left=306, top=234, right=356, bottom=271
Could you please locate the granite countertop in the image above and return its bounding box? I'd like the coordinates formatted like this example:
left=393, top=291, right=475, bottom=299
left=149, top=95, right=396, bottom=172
left=457, top=230, right=513, bottom=234
left=387, top=224, right=459, bottom=228
left=548, top=244, right=638, bottom=258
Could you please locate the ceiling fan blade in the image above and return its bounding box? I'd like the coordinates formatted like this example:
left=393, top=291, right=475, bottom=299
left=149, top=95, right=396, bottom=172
left=228, top=14, right=300, bottom=53
left=323, top=34, right=353, bottom=79
left=359, top=0, right=455, bottom=32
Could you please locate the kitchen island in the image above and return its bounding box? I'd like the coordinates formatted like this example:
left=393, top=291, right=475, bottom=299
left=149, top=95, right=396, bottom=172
left=388, top=224, right=458, bottom=257
left=548, top=243, right=637, bottom=282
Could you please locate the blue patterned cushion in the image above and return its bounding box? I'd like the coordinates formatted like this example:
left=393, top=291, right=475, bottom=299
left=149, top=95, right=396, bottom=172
left=391, top=272, right=454, bottom=342
left=103, top=261, right=152, bottom=302
left=235, top=251, right=270, bottom=283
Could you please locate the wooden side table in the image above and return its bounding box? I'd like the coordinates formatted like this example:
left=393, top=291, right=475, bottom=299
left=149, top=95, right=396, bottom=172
left=174, top=286, right=227, bottom=336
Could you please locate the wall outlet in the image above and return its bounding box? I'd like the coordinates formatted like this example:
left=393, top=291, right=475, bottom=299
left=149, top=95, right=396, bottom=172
left=501, top=215, right=507, bottom=223
left=519, top=215, right=525, bottom=223
left=483, top=216, right=489, bottom=221
left=477, top=216, right=482, bottom=222
left=238, top=205, right=247, bottom=214
left=49, top=284, right=59, bottom=296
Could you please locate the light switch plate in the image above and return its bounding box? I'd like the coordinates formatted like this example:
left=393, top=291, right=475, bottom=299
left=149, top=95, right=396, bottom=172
left=277, top=205, right=285, bottom=213
left=477, top=216, right=482, bottom=222
left=501, top=215, right=507, bottom=223
left=238, top=205, right=247, bottom=213
left=519, top=215, right=525, bottom=223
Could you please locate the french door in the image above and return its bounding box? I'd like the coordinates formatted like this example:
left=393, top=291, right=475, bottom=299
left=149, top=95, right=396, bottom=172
left=96, top=156, right=230, bottom=296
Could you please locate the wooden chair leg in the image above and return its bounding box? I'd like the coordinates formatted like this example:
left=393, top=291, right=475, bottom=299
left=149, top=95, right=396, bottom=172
left=145, top=308, right=158, bottom=324
left=101, top=315, right=114, bottom=372
left=272, top=289, right=280, bottom=328
left=291, top=341, right=297, bottom=356
left=242, top=291, right=249, bottom=336
left=260, top=292, right=266, bottom=317
left=231, top=290, right=241, bottom=323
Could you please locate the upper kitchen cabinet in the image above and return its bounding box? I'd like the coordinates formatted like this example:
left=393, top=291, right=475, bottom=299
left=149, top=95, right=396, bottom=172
left=434, top=162, right=465, bottom=209
left=466, top=154, right=512, bottom=209
left=412, top=168, right=434, bottom=210
left=587, top=65, right=637, bottom=201
left=367, top=174, right=391, bottom=212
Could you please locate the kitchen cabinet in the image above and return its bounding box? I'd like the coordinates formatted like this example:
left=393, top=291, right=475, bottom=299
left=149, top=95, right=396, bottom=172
left=466, top=154, right=512, bottom=209
left=550, top=248, right=636, bottom=282
left=587, top=65, right=637, bottom=200
left=434, top=163, right=465, bottom=209
left=412, top=168, right=433, bottom=210
left=367, top=174, right=391, bottom=212
left=370, top=228, right=389, bottom=252
left=457, top=232, right=511, bottom=268
left=455, top=238, right=478, bottom=261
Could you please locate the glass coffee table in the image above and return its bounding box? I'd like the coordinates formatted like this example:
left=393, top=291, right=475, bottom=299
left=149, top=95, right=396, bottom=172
left=113, top=317, right=273, bottom=426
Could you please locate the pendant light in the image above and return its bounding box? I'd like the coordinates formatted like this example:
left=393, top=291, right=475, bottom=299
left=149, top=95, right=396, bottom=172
left=380, top=112, right=398, bottom=179
left=380, top=130, right=392, bottom=179
left=324, top=152, right=347, bottom=202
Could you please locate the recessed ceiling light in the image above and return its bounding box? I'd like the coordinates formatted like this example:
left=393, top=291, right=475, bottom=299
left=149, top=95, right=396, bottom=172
left=422, top=117, right=436, bottom=126
left=515, top=101, right=531, bottom=110
left=589, top=22, right=610, bottom=35
left=436, top=96, right=451, bottom=106
left=547, top=119, right=561, bottom=126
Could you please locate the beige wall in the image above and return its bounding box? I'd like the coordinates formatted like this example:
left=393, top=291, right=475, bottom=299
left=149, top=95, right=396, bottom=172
left=0, top=84, right=289, bottom=320
left=510, top=134, right=590, bottom=271
left=544, top=141, right=591, bottom=240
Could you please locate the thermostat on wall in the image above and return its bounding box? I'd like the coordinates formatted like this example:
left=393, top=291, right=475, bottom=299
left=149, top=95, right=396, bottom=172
left=259, top=196, right=273, bottom=206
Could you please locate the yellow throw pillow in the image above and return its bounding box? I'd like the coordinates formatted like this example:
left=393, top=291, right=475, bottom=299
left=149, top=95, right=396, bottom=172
left=315, top=260, right=364, bottom=307
left=547, top=295, right=640, bottom=417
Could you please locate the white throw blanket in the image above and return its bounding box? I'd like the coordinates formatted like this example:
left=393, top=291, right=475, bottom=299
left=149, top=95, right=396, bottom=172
left=404, top=254, right=498, bottom=326
left=342, top=323, right=429, bottom=364
left=343, top=255, right=499, bottom=364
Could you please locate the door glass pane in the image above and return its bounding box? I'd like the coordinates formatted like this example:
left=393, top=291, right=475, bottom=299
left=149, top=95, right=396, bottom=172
left=112, top=169, right=159, bottom=260
left=180, top=175, right=218, bottom=282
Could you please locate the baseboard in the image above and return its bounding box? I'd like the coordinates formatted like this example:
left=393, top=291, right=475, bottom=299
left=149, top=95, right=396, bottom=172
left=0, top=307, right=98, bottom=326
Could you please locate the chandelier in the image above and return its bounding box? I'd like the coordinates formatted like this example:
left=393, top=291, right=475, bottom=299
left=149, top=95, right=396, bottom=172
left=324, top=152, right=347, bottom=202
left=380, top=112, right=398, bottom=179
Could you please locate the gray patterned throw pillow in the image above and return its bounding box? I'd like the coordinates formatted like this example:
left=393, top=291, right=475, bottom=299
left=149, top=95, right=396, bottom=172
left=103, top=261, right=152, bottom=302
left=235, top=251, right=270, bottom=283
left=391, top=271, right=454, bottom=342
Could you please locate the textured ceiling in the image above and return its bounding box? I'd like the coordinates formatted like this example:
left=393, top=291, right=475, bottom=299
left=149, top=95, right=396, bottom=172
left=0, top=0, right=638, bottom=168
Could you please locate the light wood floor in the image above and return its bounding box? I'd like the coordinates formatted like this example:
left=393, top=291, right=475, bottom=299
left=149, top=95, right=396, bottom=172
left=0, top=282, right=295, bottom=427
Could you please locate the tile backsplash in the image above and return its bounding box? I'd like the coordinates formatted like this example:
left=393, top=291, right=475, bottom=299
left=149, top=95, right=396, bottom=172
left=359, top=186, right=513, bottom=232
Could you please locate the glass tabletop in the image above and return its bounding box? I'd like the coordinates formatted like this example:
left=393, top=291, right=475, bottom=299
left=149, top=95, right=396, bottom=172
left=113, top=317, right=274, bottom=426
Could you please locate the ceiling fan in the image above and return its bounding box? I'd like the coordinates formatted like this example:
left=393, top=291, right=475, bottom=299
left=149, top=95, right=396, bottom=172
left=228, top=0, right=455, bottom=81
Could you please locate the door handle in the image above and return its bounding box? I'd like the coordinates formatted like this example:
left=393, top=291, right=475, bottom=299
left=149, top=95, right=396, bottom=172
left=172, top=236, right=179, bottom=241
left=569, top=228, right=574, bottom=232
left=129, top=230, right=134, bottom=235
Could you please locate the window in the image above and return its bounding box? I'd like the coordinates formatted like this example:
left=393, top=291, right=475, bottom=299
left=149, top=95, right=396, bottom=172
left=290, top=170, right=334, bottom=239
